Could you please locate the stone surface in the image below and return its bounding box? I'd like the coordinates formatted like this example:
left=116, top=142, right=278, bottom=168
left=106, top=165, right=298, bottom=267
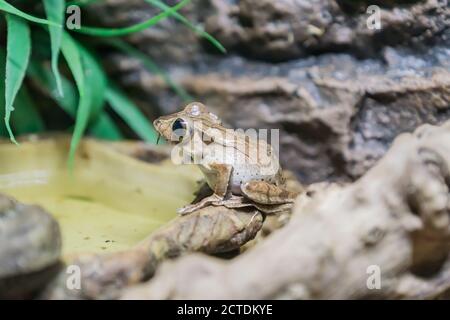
left=0, top=194, right=61, bottom=298
left=91, top=0, right=448, bottom=62
left=87, top=0, right=449, bottom=183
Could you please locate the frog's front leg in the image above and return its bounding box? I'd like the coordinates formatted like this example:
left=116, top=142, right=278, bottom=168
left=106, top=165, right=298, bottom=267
left=241, top=180, right=298, bottom=205
left=177, top=163, right=233, bottom=215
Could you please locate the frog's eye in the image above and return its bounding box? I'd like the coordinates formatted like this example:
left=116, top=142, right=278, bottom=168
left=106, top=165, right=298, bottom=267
left=171, top=118, right=188, bottom=142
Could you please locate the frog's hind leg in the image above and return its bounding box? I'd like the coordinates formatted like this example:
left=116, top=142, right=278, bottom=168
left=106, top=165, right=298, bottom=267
left=241, top=180, right=298, bottom=205
left=178, top=163, right=232, bottom=215
left=177, top=193, right=224, bottom=215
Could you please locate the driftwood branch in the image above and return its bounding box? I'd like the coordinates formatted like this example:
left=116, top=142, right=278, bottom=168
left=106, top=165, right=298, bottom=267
left=40, top=206, right=263, bottom=299
left=121, top=121, right=450, bottom=299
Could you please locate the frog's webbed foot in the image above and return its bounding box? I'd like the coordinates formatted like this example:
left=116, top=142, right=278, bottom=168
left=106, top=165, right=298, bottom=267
left=241, top=180, right=298, bottom=205
left=177, top=194, right=224, bottom=215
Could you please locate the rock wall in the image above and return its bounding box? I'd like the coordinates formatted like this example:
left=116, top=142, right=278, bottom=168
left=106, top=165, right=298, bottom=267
left=90, top=0, right=449, bottom=183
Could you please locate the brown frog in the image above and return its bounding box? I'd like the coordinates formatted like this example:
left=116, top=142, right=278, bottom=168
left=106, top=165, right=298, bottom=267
left=153, top=102, right=298, bottom=215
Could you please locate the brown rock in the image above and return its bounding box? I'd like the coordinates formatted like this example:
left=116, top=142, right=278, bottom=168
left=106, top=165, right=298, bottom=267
left=0, top=194, right=61, bottom=299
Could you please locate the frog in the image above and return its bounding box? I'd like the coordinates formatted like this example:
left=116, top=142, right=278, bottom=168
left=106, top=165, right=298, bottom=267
left=153, top=102, right=298, bottom=215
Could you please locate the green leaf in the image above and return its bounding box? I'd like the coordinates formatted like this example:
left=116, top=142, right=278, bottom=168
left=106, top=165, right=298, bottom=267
left=107, top=38, right=192, bottom=102
left=28, top=59, right=123, bottom=140
left=60, top=31, right=91, bottom=167
left=28, top=60, right=77, bottom=115
left=67, top=0, right=100, bottom=6
left=90, top=114, right=122, bottom=140
left=144, top=0, right=226, bottom=53
left=5, top=14, right=31, bottom=144
left=78, top=46, right=107, bottom=120
left=75, top=0, right=191, bottom=37
left=0, top=48, right=6, bottom=137
left=43, top=0, right=65, bottom=97
left=0, top=42, right=44, bottom=139
left=73, top=43, right=114, bottom=139
left=105, top=84, right=158, bottom=143
left=11, top=85, right=45, bottom=134
left=0, top=0, right=60, bottom=26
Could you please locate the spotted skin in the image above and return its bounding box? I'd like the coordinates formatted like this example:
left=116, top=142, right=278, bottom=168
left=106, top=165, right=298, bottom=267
left=153, top=102, right=298, bottom=215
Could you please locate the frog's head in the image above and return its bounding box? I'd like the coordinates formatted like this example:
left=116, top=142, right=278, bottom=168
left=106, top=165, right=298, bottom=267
left=153, top=102, right=222, bottom=145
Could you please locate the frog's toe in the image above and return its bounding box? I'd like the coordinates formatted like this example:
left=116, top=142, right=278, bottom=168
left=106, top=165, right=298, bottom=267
left=177, top=194, right=224, bottom=215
